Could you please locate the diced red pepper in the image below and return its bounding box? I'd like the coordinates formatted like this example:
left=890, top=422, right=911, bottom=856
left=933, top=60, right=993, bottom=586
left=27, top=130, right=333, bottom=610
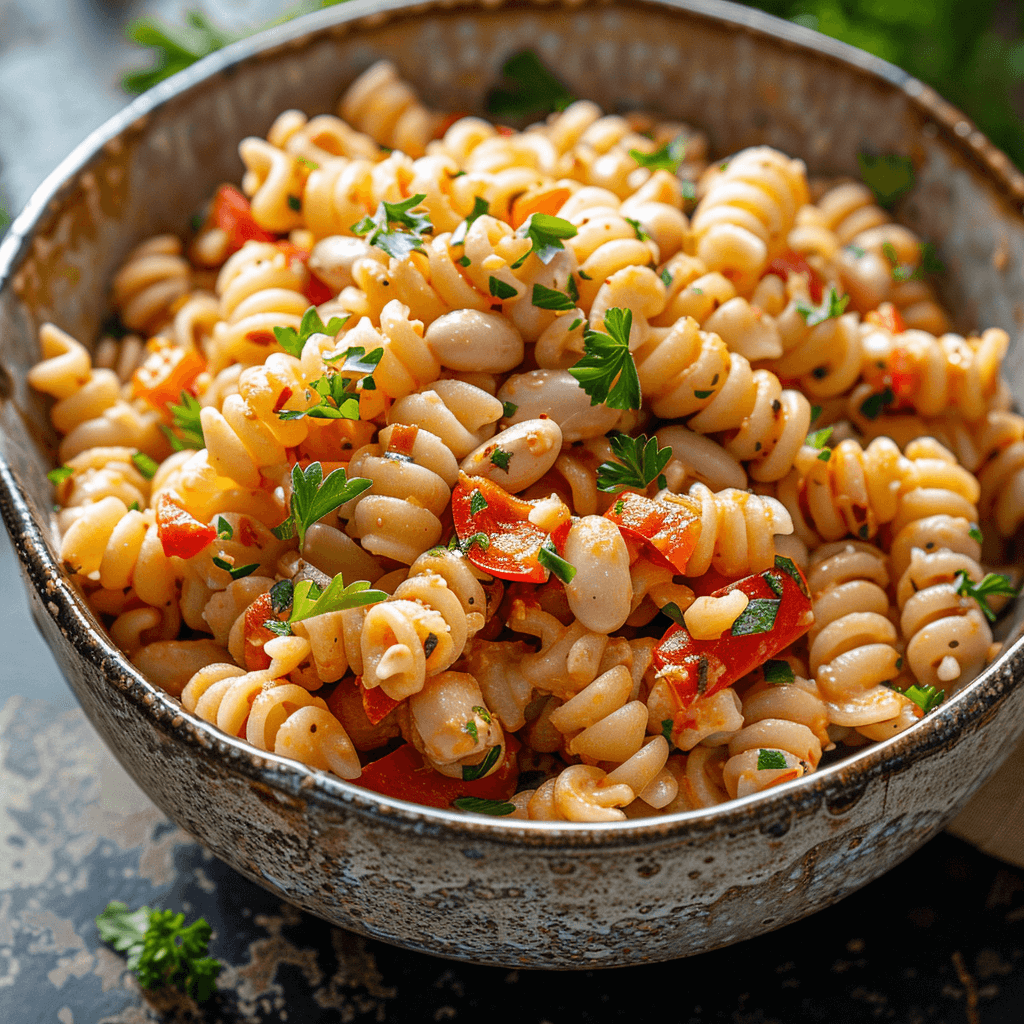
left=451, top=474, right=550, bottom=582
left=652, top=556, right=814, bottom=712
left=865, top=301, right=906, bottom=335
left=887, top=345, right=919, bottom=405
left=359, top=677, right=402, bottom=726
left=353, top=735, right=521, bottom=809
left=155, top=492, right=216, bottom=559
left=274, top=241, right=335, bottom=305
left=242, top=592, right=279, bottom=671
left=764, top=250, right=824, bottom=303
left=131, top=339, right=206, bottom=417
left=603, top=492, right=702, bottom=575
left=211, top=184, right=277, bottom=253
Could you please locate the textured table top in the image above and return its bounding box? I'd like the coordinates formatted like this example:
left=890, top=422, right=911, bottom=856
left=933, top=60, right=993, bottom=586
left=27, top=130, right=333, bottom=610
left=2, top=2, right=1024, bottom=1021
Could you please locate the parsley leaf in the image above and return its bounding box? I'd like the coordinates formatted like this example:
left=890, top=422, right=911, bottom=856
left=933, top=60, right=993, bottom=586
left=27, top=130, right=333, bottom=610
left=131, top=451, right=159, bottom=480
left=211, top=557, right=259, bottom=581
left=289, top=573, right=387, bottom=621
left=490, top=448, right=512, bottom=472
left=901, top=683, right=945, bottom=714
left=485, top=50, right=575, bottom=120
left=216, top=516, right=233, bottom=540
left=452, top=796, right=515, bottom=816
left=47, top=465, right=74, bottom=487
left=501, top=400, right=518, bottom=419
left=513, top=213, right=577, bottom=267
left=969, top=524, right=984, bottom=545
left=796, top=285, right=849, bottom=327
left=756, top=748, right=788, bottom=771
left=730, top=598, right=781, bottom=636
left=96, top=901, right=221, bottom=1002
left=450, top=196, right=490, bottom=247
left=806, top=425, right=834, bottom=461
left=489, top=276, right=518, bottom=300
left=274, top=307, right=349, bottom=359
left=352, top=194, right=433, bottom=259
left=857, top=151, right=915, bottom=209
left=470, top=489, right=489, bottom=515
left=461, top=744, right=502, bottom=781
left=859, top=386, right=896, bottom=420
left=954, top=571, right=1018, bottom=622
left=278, top=370, right=362, bottom=422
left=161, top=390, right=205, bottom=451
left=625, top=217, right=651, bottom=241
left=538, top=539, right=577, bottom=584
left=568, top=307, right=641, bottom=410
left=596, top=432, right=672, bottom=493
left=629, top=135, right=687, bottom=174
left=121, top=12, right=233, bottom=94
left=763, top=659, right=795, bottom=685
left=531, top=282, right=577, bottom=311
left=284, top=461, right=373, bottom=550
left=661, top=602, right=687, bottom=627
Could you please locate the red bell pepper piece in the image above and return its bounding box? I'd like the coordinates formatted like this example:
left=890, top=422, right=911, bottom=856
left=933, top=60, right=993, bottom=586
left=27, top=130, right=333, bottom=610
left=451, top=474, right=551, bottom=582
left=864, top=301, right=906, bottom=335
left=131, top=339, right=206, bottom=417
left=354, top=736, right=521, bottom=809
left=241, top=592, right=278, bottom=671
left=210, top=184, right=277, bottom=253
left=764, top=250, right=824, bottom=303
left=652, top=556, right=814, bottom=712
left=359, top=677, right=402, bottom=726
left=602, top=492, right=701, bottom=575
left=274, top=241, right=335, bottom=305
left=155, top=492, right=217, bottom=559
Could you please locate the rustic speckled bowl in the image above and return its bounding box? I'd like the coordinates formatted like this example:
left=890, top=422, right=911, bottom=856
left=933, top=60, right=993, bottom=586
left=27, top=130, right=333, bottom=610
left=3, top=0, right=1024, bottom=969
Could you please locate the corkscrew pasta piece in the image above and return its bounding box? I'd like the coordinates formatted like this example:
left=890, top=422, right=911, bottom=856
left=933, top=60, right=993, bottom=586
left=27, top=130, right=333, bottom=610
left=388, top=378, right=503, bottom=459
left=110, top=235, right=191, bottom=335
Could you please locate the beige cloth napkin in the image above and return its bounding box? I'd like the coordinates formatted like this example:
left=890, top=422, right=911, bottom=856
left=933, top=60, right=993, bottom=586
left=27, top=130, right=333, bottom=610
left=948, top=736, right=1024, bottom=867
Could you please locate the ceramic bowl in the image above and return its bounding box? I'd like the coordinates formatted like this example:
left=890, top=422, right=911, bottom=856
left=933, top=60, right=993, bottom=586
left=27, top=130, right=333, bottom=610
left=3, top=0, right=1024, bottom=969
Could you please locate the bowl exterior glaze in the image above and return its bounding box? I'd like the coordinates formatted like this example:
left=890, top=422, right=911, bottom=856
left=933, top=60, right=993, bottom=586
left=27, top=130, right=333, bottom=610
left=3, top=0, right=1024, bottom=968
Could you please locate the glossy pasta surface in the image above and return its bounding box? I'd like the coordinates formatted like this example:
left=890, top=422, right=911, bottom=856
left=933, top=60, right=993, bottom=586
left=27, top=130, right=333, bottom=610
left=31, top=61, right=1021, bottom=823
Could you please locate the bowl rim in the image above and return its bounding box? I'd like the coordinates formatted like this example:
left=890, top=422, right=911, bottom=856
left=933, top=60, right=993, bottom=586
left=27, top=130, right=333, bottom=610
left=2, top=0, right=1024, bottom=844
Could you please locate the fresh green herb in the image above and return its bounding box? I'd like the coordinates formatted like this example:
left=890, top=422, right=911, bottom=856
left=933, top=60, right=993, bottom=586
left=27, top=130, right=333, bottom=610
left=763, top=659, right=795, bottom=685
left=681, top=181, right=696, bottom=201
left=629, top=135, right=687, bottom=174
left=459, top=532, right=490, bottom=554
left=625, top=217, right=651, bottom=241
left=730, top=598, right=781, bottom=636
left=901, top=683, right=946, bottom=714
left=457, top=255, right=472, bottom=267
left=261, top=619, right=293, bottom=637
left=472, top=705, right=492, bottom=724
left=463, top=719, right=479, bottom=743
left=882, top=241, right=913, bottom=281
left=694, top=387, right=715, bottom=400
left=501, top=400, right=518, bottom=419
left=919, top=242, right=945, bottom=276
left=859, top=386, right=896, bottom=420
left=954, top=571, right=1018, bottom=622
left=351, top=193, right=433, bottom=259
left=296, top=156, right=319, bottom=171
left=763, top=572, right=785, bottom=598
left=279, top=461, right=373, bottom=551
left=857, top=151, right=915, bottom=209
left=577, top=269, right=592, bottom=280
left=121, top=12, right=233, bottom=94
left=531, top=282, right=577, bottom=311
left=128, top=501, right=141, bottom=512
left=568, top=307, right=641, bottom=410
left=806, top=425, right=834, bottom=461
left=462, top=744, right=502, bottom=782
left=846, top=243, right=867, bottom=258
left=287, top=194, right=301, bottom=211
left=271, top=518, right=297, bottom=541
left=489, top=276, right=518, bottom=300
left=810, top=404, right=822, bottom=424
left=450, top=196, right=490, bottom=247
left=270, top=579, right=293, bottom=615
left=47, top=466, right=74, bottom=486
left=273, top=307, right=348, bottom=359
left=538, top=539, right=577, bottom=584
left=216, top=516, right=233, bottom=540
left=131, top=451, right=159, bottom=480
left=212, top=557, right=259, bottom=581
left=470, top=489, right=489, bottom=516
left=290, top=573, right=388, bottom=622
left=660, top=268, right=674, bottom=289
left=489, top=448, right=512, bottom=473
left=452, top=796, right=515, bottom=816
left=568, top=317, right=584, bottom=332
left=756, top=748, right=788, bottom=771
left=796, top=285, right=849, bottom=327
left=161, top=390, right=205, bottom=451
left=513, top=213, right=577, bottom=267
left=612, top=499, right=626, bottom=516
left=566, top=275, right=579, bottom=303
left=661, top=719, right=674, bottom=744
left=95, top=901, right=221, bottom=1002
left=969, top=524, right=984, bottom=545
left=774, top=555, right=809, bottom=598
left=661, top=602, right=686, bottom=627
left=485, top=50, right=575, bottom=120
left=596, top=432, right=672, bottom=493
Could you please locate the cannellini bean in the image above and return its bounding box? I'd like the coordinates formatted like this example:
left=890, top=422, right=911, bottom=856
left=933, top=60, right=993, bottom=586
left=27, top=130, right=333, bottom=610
left=563, top=515, right=633, bottom=632
left=425, top=309, right=524, bottom=372
left=497, top=369, right=620, bottom=442
left=460, top=417, right=562, bottom=492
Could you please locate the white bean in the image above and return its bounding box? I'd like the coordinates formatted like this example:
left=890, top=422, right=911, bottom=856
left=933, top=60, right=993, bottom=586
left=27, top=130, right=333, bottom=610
left=425, top=309, right=524, bottom=372
left=498, top=369, right=620, bottom=442
left=563, top=515, right=633, bottom=632
left=460, top=417, right=562, bottom=492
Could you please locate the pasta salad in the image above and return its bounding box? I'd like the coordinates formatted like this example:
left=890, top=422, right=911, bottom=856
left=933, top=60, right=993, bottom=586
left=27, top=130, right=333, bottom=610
left=30, top=59, right=1021, bottom=822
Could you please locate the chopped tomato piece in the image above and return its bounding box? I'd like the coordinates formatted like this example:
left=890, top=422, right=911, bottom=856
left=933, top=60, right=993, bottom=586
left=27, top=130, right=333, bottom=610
left=865, top=301, right=905, bottom=335
left=510, top=185, right=574, bottom=229
left=887, top=345, right=919, bottom=405
left=210, top=184, right=277, bottom=253
left=451, top=474, right=549, bottom=582
left=603, top=492, right=701, bottom=575
left=131, top=339, right=206, bottom=417
left=652, top=556, right=814, bottom=713
left=359, top=677, right=402, bottom=726
left=155, top=492, right=216, bottom=559
left=354, top=736, right=520, bottom=809
left=764, top=250, right=824, bottom=303
left=274, top=241, right=334, bottom=305
left=242, top=592, right=278, bottom=671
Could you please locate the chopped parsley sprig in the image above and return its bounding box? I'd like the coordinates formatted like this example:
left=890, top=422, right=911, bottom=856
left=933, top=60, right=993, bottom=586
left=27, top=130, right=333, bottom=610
left=805, top=425, right=834, bottom=462
left=352, top=194, right=433, bottom=259
left=512, top=213, right=577, bottom=268
left=161, top=390, right=205, bottom=452
left=95, top=901, right=221, bottom=1003
left=796, top=285, right=849, bottom=327
left=273, top=461, right=372, bottom=549
left=596, top=432, right=672, bottom=493
left=568, top=307, right=641, bottom=410
left=857, top=151, right=915, bottom=209
left=954, top=571, right=1018, bottom=622
left=273, top=306, right=349, bottom=359
left=450, top=196, right=490, bottom=247
left=629, top=136, right=687, bottom=174
left=485, top=50, right=575, bottom=120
